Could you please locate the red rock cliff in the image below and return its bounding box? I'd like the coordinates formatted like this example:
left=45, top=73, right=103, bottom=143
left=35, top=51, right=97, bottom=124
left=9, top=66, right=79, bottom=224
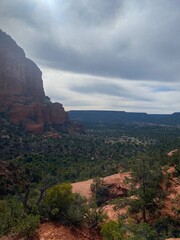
left=0, top=30, right=67, bottom=133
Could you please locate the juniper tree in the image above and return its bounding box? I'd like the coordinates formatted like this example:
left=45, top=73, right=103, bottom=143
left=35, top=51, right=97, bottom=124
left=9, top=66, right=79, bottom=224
left=128, top=155, right=163, bottom=222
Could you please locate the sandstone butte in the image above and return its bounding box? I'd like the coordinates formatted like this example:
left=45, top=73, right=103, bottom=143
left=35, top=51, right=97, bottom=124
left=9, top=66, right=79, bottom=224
left=0, top=29, right=68, bottom=133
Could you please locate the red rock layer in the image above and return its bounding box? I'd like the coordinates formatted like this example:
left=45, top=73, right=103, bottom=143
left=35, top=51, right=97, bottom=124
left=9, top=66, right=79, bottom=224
left=0, top=30, right=67, bottom=133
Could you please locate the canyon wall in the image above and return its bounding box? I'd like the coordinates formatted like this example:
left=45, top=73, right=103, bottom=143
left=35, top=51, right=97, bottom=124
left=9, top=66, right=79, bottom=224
left=0, top=30, right=67, bottom=133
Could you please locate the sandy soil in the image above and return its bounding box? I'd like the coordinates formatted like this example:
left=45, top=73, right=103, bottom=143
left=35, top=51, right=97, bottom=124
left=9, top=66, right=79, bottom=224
left=39, top=222, right=101, bottom=240
left=103, top=172, right=130, bottom=187
left=166, top=239, right=180, bottom=240
left=162, top=175, right=180, bottom=217
left=167, top=149, right=178, bottom=157
left=72, top=172, right=130, bottom=202
left=102, top=204, right=128, bottom=220
left=72, top=179, right=93, bottom=201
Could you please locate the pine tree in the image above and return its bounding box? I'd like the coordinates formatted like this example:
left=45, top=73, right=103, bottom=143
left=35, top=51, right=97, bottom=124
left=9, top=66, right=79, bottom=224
left=128, top=155, right=163, bottom=222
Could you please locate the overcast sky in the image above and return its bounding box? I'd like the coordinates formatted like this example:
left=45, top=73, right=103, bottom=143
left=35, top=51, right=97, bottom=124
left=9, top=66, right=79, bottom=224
left=0, top=0, right=180, bottom=113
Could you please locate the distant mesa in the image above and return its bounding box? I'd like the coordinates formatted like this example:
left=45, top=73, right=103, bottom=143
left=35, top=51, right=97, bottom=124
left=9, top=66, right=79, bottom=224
left=68, top=110, right=180, bottom=125
left=0, top=29, right=68, bottom=133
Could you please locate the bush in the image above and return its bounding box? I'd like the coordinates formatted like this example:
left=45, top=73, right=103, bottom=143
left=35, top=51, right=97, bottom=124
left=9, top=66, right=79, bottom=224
left=101, top=219, right=163, bottom=240
left=96, top=186, right=109, bottom=207
left=86, top=207, right=107, bottom=229
left=0, top=200, right=12, bottom=236
left=0, top=198, right=25, bottom=236
left=0, top=198, right=39, bottom=239
left=91, top=178, right=110, bottom=207
left=44, top=183, right=74, bottom=221
left=16, top=214, right=40, bottom=239
left=101, top=220, right=127, bottom=240
left=43, top=183, right=89, bottom=226
left=65, top=194, right=88, bottom=226
left=129, top=221, right=161, bottom=240
left=154, top=216, right=180, bottom=238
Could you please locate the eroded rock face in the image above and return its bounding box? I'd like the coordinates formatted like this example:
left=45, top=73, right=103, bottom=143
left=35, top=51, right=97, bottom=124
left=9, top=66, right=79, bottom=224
left=0, top=29, right=67, bottom=133
left=102, top=172, right=130, bottom=199
left=72, top=172, right=131, bottom=202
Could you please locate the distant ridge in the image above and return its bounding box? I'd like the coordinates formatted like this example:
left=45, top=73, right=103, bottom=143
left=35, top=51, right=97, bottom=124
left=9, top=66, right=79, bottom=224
left=68, top=110, right=180, bottom=125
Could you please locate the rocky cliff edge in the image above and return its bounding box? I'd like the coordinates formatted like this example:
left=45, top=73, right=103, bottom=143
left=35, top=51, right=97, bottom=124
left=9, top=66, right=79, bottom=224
left=0, top=30, right=67, bottom=133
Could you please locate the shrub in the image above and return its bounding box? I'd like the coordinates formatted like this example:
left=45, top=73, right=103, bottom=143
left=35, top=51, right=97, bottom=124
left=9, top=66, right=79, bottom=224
left=43, top=183, right=89, bottom=226
left=101, top=220, right=127, bottom=240
left=65, top=194, right=88, bottom=226
left=91, top=178, right=110, bottom=207
left=86, top=207, right=107, bottom=229
left=0, top=200, right=12, bottom=236
left=96, top=186, right=109, bottom=207
left=154, top=216, right=180, bottom=238
left=16, top=214, right=40, bottom=239
left=44, top=183, right=74, bottom=221
left=129, top=221, right=160, bottom=240
left=0, top=198, right=24, bottom=236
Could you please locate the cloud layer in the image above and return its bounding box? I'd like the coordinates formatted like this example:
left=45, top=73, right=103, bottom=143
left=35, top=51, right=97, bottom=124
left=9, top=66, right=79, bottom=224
left=0, top=0, right=180, bottom=113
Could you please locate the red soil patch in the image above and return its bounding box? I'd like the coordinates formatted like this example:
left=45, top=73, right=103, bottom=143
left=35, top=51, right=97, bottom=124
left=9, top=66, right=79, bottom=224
left=167, top=149, right=178, bottom=157
left=72, top=172, right=131, bottom=203
left=103, top=204, right=128, bottom=220
left=39, top=222, right=101, bottom=240
left=72, top=179, right=93, bottom=201
left=162, top=175, right=180, bottom=217
left=103, top=172, right=130, bottom=187
left=166, top=239, right=180, bottom=240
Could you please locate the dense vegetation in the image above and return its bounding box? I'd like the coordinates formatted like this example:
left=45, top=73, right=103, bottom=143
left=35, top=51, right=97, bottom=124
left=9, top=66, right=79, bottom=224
left=0, top=116, right=180, bottom=239
left=1, top=117, right=180, bottom=183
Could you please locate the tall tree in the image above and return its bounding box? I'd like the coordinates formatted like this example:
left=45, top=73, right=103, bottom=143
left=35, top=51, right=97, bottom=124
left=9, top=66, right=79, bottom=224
left=128, top=155, right=163, bottom=222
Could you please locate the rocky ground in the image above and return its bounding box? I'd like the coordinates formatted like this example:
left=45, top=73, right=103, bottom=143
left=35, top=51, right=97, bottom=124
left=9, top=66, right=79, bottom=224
left=72, top=172, right=131, bottom=219
left=38, top=223, right=101, bottom=240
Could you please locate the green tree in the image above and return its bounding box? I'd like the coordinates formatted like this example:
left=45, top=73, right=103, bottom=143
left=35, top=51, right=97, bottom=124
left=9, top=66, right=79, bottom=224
left=128, top=155, right=163, bottom=222
left=0, top=198, right=39, bottom=238
left=129, top=221, right=161, bottom=240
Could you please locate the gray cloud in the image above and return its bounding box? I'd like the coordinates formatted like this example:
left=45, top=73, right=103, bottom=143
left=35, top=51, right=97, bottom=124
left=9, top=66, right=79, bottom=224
left=66, top=0, right=125, bottom=27
left=1, top=0, right=180, bottom=82
left=0, top=0, right=180, bottom=113
left=36, top=40, right=174, bottom=81
left=0, top=0, right=37, bottom=27
left=69, top=81, right=152, bottom=102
